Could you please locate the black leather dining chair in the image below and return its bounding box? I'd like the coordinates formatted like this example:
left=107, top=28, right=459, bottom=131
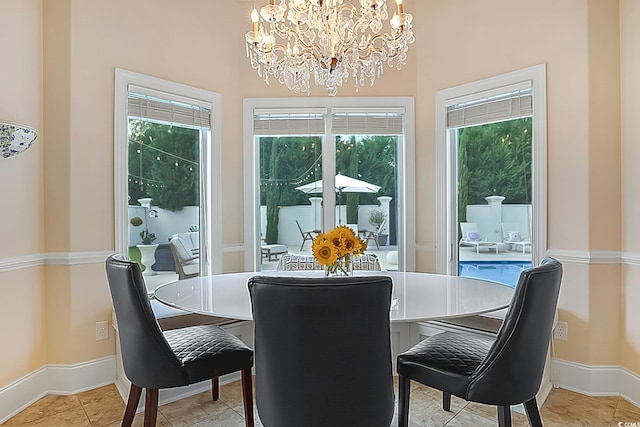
left=105, top=254, right=254, bottom=427
left=397, top=257, right=563, bottom=427
left=248, top=275, right=395, bottom=427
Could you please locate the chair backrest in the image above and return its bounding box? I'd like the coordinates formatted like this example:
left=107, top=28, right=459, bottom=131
left=105, top=254, right=186, bottom=388
left=248, top=275, right=395, bottom=427
left=501, top=222, right=524, bottom=241
left=276, top=254, right=382, bottom=271
left=375, top=219, right=386, bottom=235
left=295, top=219, right=305, bottom=234
left=460, top=222, right=480, bottom=241
left=171, top=232, right=199, bottom=256
left=468, top=257, right=563, bottom=404
left=169, top=236, right=189, bottom=263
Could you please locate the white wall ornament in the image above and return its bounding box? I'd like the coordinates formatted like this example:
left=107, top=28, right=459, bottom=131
left=0, top=121, right=38, bottom=158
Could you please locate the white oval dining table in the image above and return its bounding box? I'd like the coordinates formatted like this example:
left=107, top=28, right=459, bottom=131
left=154, top=271, right=515, bottom=323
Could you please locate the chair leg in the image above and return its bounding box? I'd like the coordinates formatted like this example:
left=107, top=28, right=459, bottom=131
left=212, top=375, right=219, bottom=401
left=497, top=405, right=512, bottom=427
left=122, top=384, right=142, bottom=427
left=442, top=392, right=451, bottom=411
left=397, top=374, right=411, bottom=427
left=143, top=388, right=159, bottom=427
left=241, top=368, right=254, bottom=427
left=524, top=398, right=543, bottom=427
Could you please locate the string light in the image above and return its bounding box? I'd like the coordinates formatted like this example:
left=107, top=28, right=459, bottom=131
left=129, top=139, right=198, bottom=192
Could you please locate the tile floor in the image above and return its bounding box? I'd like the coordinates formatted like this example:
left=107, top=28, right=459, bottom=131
left=3, top=379, right=640, bottom=427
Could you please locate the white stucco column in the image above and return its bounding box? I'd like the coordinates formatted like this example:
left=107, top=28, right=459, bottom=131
left=377, top=196, right=392, bottom=239
left=309, top=197, right=322, bottom=231
left=484, top=195, right=505, bottom=242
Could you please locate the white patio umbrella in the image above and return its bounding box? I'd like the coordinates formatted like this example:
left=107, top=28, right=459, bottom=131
left=295, top=173, right=381, bottom=224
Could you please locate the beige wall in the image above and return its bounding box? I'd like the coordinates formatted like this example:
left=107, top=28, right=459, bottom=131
left=0, top=0, right=45, bottom=385
left=620, top=0, right=640, bottom=373
left=0, top=268, right=47, bottom=386
left=1, top=0, right=639, bottom=389
left=0, top=0, right=44, bottom=258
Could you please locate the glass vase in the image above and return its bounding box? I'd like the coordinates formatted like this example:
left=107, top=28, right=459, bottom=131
left=325, top=253, right=353, bottom=277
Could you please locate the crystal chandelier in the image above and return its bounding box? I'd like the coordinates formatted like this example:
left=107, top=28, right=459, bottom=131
left=245, top=0, right=414, bottom=96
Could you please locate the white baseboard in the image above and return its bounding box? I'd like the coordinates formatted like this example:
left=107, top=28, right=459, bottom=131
left=0, top=356, right=116, bottom=424
left=47, top=356, right=116, bottom=395
left=553, top=358, right=640, bottom=407
left=0, top=367, right=48, bottom=425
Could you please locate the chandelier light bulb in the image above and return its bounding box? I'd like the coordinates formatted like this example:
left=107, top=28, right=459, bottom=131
left=245, top=0, right=414, bottom=96
left=252, top=8, right=260, bottom=41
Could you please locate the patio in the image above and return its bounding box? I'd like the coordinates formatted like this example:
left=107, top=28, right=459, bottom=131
left=459, top=245, right=532, bottom=263
left=142, top=244, right=530, bottom=294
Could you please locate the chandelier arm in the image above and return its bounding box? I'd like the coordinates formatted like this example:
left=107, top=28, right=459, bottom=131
left=245, top=0, right=413, bottom=95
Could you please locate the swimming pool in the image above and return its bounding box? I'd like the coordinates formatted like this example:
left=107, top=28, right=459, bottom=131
left=459, top=260, right=532, bottom=288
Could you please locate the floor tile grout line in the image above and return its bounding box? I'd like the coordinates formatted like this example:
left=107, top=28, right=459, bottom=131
left=75, top=395, right=94, bottom=426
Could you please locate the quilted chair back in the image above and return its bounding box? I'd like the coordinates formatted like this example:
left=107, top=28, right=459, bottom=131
left=105, top=254, right=186, bottom=388
left=468, top=257, right=563, bottom=405
left=248, top=275, right=394, bottom=427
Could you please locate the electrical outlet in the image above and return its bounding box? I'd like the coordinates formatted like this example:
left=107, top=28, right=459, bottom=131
left=554, top=321, right=568, bottom=341
left=96, top=321, right=109, bottom=341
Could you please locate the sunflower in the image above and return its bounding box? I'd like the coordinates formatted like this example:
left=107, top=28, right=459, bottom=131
left=312, top=226, right=368, bottom=267
left=312, top=235, right=339, bottom=266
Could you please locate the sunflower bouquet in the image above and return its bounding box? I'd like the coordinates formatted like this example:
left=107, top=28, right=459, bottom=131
left=312, top=226, right=367, bottom=276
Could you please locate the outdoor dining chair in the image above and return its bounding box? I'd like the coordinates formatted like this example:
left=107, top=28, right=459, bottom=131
left=360, top=219, right=386, bottom=250
left=295, top=219, right=319, bottom=250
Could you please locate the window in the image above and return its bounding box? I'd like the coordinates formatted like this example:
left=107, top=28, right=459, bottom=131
left=244, top=98, right=415, bottom=272
left=436, top=65, right=547, bottom=283
left=115, top=69, right=223, bottom=291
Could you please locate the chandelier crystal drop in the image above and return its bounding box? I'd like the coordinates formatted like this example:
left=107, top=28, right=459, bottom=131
left=245, top=0, right=414, bottom=96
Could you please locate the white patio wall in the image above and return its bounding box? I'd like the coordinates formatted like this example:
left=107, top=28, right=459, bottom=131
left=466, top=196, right=532, bottom=241
left=128, top=205, right=199, bottom=246
left=127, top=200, right=392, bottom=248
left=260, top=199, right=391, bottom=247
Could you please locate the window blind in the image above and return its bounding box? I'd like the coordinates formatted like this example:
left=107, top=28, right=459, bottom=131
left=447, top=88, right=532, bottom=129
left=253, top=113, right=325, bottom=136
left=128, top=92, right=211, bottom=128
left=331, top=112, right=404, bottom=135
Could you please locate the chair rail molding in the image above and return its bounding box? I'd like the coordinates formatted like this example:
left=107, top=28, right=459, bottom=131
left=545, top=249, right=632, bottom=265
left=2, top=249, right=637, bottom=272
left=0, top=251, right=114, bottom=272
left=44, top=251, right=114, bottom=265
left=0, top=253, right=42, bottom=271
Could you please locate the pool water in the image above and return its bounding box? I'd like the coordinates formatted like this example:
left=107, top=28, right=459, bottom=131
left=459, top=261, right=532, bottom=288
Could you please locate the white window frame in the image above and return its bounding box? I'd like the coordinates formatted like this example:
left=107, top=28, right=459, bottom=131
left=243, top=97, right=416, bottom=272
left=435, top=64, right=547, bottom=274
left=114, top=69, right=223, bottom=274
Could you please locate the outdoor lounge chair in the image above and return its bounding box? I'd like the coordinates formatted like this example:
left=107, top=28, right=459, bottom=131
left=169, top=232, right=199, bottom=279
left=459, top=222, right=500, bottom=254
left=502, top=222, right=533, bottom=254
